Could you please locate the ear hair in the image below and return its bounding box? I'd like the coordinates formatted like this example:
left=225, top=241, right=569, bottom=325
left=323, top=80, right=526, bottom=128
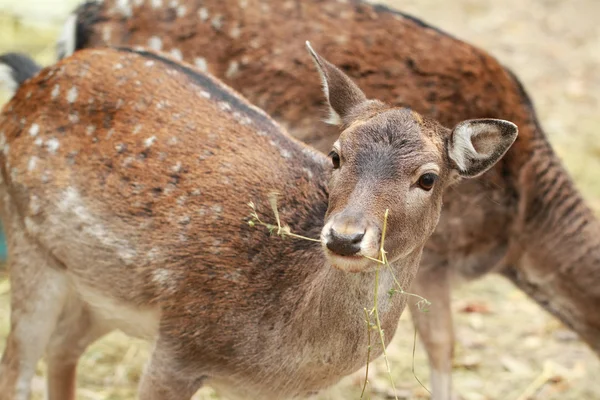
left=448, top=118, right=518, bottom=178
left=305, top=41, right=368, bottom=126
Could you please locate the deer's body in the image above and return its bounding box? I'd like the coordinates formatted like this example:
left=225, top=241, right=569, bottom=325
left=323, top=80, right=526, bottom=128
left=61, top=2, right=600, bottom=398
left=0, top=45, right=516, bottom=399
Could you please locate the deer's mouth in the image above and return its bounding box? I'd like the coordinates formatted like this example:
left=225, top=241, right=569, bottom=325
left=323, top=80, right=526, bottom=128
left=324, top=249, right=379, bottom=273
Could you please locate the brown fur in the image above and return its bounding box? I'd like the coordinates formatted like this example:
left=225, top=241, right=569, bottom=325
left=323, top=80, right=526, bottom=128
left=64, top=1, right=600, bottom=397
left=0, top=47, right=515, bottom=399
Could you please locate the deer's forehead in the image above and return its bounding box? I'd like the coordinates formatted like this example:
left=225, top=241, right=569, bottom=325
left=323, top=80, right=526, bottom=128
left=340, top=110, right=442, bottom=154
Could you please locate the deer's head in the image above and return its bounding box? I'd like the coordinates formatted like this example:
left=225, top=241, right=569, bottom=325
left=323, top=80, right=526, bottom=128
left=306, top=43, right=518, bottom=272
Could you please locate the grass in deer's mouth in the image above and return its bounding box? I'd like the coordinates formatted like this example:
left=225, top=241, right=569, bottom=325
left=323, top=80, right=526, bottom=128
left=247, top=193, right=431, bottom=399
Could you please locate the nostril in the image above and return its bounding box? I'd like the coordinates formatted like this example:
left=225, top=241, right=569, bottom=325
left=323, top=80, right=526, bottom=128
left=350, top=231, right=364, bottom=244
left=326, top=228, right=364, bottom=257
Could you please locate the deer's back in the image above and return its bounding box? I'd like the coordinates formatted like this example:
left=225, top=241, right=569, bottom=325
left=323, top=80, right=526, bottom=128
left=71, top=0, right=541, bottom=277
left=0, top=47, right=329, bottom=330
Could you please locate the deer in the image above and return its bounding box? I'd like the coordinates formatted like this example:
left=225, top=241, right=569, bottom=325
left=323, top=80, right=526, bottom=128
left=0, top=42, right=517, bottom=399
left=54, top=1, right=600, bottom=398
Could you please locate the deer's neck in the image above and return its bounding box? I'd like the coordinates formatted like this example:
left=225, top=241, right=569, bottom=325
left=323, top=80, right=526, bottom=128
left=506, top=137, right=600, bottom=352
left=291, top=248, right=422, bottom=367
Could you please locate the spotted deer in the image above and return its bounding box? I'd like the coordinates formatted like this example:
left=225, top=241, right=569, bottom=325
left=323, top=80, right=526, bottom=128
left=0, top=43, right=517, bottom=399
left=55, top=1, right=600, bottom=398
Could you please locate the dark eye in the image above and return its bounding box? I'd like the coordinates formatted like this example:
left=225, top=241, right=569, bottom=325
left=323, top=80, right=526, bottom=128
left=328, top=150, right=340, bottom=169
left=418, top=173, right=438, bottom=191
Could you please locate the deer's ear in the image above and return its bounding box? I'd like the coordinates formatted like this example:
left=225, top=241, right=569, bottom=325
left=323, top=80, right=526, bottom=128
left=448, top=118, right=518, bottom=178
left=306, top=41, right=368, bottom=125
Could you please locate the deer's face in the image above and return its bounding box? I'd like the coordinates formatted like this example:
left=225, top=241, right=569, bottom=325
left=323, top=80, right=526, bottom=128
left=306, top=42, right=518, bottom=272
left=321, top=109, right=449, bottom=272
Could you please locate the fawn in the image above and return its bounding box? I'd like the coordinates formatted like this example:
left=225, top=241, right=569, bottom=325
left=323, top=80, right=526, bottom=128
left=0, top=44, right=518, bottom=399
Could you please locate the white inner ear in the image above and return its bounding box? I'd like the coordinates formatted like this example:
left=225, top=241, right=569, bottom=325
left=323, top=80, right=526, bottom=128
left=449, top=123, right=499, bottom=171
left=315, top=68, right=342, bottom=125
left=306, top=42, right=342, bottom=126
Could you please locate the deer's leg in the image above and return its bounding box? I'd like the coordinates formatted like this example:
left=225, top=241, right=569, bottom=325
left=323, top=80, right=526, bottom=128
left=45, top=300, right=111, bottom=400
left=409, top=266, right=455, bottom=400
left=0, top=230, right=69, bottom=400
left=138, top=339, right=206, bottom=400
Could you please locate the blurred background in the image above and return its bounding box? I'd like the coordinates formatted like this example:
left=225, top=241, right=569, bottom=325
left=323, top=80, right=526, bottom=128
left=0, top=0, right=598, bottom=399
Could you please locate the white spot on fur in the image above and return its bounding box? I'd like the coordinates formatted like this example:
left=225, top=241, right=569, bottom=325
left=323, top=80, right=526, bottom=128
left=102, top=26, right=112, bottom=42
left=170, top=48, right=183, bottom=61
left=2, top=143, right=9, bottom=157
left=172, top=162, right=182, bottom=173
left=67, top=86, right=78, bottom=103
left=46, top=138, right=60, bottom=154
left=34, top=137, right=43, bottom=147
left=145, top=60, right=154, bottom=67
left=86, top=125, right=96, bottom=136
left=191, top=189, right=201, bottom=196
left=147, top=247, right=160, bottom=261
left=114, top=63, right=124, bottom=70
left=153, top=269, right=173, bottom=288
left=211, top=15, right=223, bottom=30
left=133, top=124, right=142, bottom=135
left=198, top=90, right=210, bottom=99
left=144, top=136, right=156, bottom=148
left=51, top=84, right=60, bottom=99
left=176, top=195, right=187, bottom=206
left=280, top=149, right=291, bottom=159
left=58, top=187, right=138, bottom=266
left=210, top=239, right=222, bottom=255
left=176, top=5, right=187, bottom=17
left=225, top=61, right=239, bottom=78
left=198, top=7, right=209, bottom=21
left=123, top=156, right=135, bottom=167
left=69, top=112, right=79, bottom=124
left=148, top=36, right=163, bottom=51
left=29, top=194, right=41, bottom=214
left=211, top=204, right=222, bottom=215
left=194, top=57, right=208, bottom=72
left=239, top=0, right=248, bottom=9
left=29, top=123, right=39, bottom=137
left=218, top=102, right=231, bottom=112
left=151, top=0, right=162, bottom=8
left=230, top=25, right=241, bottom=39
left=27, top=156, right=38, bottom=172
left=249, top=38, right=262, bottom=49
left=115, top=0, right=132, bottom=17
left=303, top=167, right=314, bottom=179
left=115, top=143, right=125, bottom=153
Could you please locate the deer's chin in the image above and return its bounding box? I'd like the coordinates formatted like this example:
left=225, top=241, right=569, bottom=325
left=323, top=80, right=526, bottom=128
left=324, top=251, right=379, bottom=273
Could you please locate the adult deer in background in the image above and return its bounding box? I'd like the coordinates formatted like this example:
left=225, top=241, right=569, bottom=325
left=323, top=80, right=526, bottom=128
left=55, top=1, right=600, bottom=398
left=0, top=44, right=517, bottom=399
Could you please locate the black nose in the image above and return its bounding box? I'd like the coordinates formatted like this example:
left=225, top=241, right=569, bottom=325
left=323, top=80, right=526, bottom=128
left=326, top=228, right=365, bottom=256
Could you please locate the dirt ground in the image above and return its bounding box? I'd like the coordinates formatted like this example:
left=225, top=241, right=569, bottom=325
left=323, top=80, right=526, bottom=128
left=0, top=0, right=598, bottom=399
